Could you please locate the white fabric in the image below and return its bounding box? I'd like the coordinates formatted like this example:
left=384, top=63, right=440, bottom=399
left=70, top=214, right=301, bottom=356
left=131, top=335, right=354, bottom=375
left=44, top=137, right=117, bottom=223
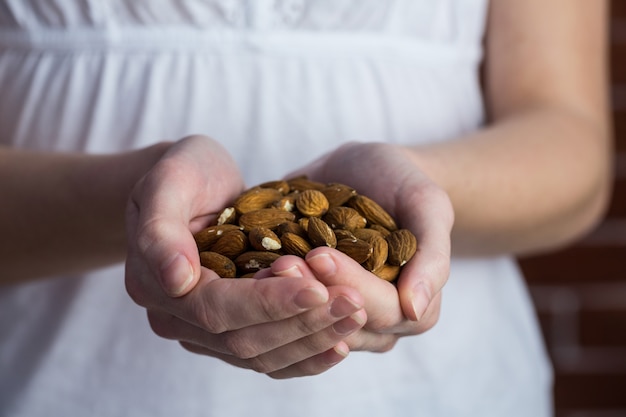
left=0, top=1, right=553, bottom=416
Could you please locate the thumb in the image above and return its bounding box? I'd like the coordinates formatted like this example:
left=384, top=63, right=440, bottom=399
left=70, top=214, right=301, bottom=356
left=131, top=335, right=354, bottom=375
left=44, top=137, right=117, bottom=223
left=127, top=194, right=201, bottom=298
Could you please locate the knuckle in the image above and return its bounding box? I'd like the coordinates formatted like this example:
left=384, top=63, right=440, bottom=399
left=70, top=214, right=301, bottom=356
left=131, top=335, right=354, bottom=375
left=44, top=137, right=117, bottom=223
left=247, top=355, right=275, bottom=375
left=222, top=331, right=259, bottom=360
left=194, top=301, right=228, bottom=334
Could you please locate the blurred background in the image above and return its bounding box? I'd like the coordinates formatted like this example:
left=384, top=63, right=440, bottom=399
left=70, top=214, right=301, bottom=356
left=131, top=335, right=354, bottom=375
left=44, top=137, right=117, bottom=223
left=518, top=2, right=626, bottom=416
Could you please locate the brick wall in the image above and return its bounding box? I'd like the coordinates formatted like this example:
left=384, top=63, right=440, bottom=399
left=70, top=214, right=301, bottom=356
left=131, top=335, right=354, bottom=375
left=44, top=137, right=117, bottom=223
left=517, top=3, right=626, bottom=416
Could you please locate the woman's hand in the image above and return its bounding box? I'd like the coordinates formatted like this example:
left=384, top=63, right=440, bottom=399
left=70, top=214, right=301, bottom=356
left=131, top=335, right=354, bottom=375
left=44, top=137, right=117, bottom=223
left=124, top=135, right=366, bottom=378
left=285, top=142, right=454, bottom=350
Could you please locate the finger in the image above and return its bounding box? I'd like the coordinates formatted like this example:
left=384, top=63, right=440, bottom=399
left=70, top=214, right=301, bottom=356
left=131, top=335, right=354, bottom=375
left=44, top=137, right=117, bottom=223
left=267, top=343, right=350, bottom=379
left=167, top=272, right=333, bottom=333
left=150, top=283, right=364, bottom=356
left=394, top=182, right=453, bottom=321
left=305, top=247, right=406, bottom=332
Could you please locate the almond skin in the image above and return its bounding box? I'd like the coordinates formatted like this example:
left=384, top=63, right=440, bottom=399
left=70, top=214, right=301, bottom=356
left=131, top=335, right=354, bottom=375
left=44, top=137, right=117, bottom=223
left=336, top=238, right=372, bottom=264
left=209, top=229, right=248, bottom=259
left=193, top=224, right=243, bottom=252
left=238, top=208, right=296, bottom=232
left=249, top=227, right=282, bottom=251
left=347, top=195, right=398, bottom=231
left=199, top=251, right=237, bottom=278
left=323, top=207, right=367, bottom=231
left=234, top=187, right=283, bottom=214
left=234, top=251, right=281, bottom=274
left=386, top=229, right=418, bottom=266
left=307, top=216, right=337, bottom=248
left=296, top=189, right=330, bottom=218
left=321, top=183, right=356, bottom=208
left=281, top=232, right=313, bottom=258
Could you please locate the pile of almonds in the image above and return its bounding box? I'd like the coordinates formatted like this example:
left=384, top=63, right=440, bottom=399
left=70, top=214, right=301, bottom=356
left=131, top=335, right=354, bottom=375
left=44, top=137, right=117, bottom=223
left=193, top=177, right=417, bottom=282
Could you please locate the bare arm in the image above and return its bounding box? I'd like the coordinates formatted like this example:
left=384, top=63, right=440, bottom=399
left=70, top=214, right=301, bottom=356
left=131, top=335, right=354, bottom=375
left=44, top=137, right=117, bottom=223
left=409, top=0, right=612, bottom=256
left=0, top=143, right=170, bottom=284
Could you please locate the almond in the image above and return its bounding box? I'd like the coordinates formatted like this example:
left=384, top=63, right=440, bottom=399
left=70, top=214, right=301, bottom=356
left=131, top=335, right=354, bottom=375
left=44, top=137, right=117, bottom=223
left=238, top=208, right=296, bottom=232
left=276, top=221, right=307, bottom=238
left=362, top=234, right=389, bottom=273
left=258, top=180, right=290, bottom=195
left=307, top=216, right=337, bottom=248
left=386, top=229, right=418, bottom=266
left=336, top=237, right=372, bottom=264
left=287, top=176, right=326, bottom=191
left=347, top=195, right=398, bottom=231
left=234, top=251, right=281, bottom=274
left=280, top=232, right=312, bottom=258
left=199, top=251, right=237, bottom=278
left=193, top=224, right=242, bottom=251
left=323, top=207, right=367, bottom=231
left=209, top=229, right=248, bottom=259
left=373, top=264, right=401, bottom=282
left=216, top=206, right=237, bottom=225
left=295, top=189, right=329, bottom=218
left=249, top=227, right=282, bottom=251
left=321, top=183, right=356, bottom=207
left=272, top=192, right=298, bottom=212
left=234, top=187, right=283, bottom=214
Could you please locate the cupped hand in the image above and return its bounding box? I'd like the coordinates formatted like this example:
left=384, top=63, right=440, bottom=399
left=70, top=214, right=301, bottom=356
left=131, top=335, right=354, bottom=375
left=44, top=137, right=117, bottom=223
left=125, top=135, right=366, bottom=378
left=286, top=141, right=454, bottom=351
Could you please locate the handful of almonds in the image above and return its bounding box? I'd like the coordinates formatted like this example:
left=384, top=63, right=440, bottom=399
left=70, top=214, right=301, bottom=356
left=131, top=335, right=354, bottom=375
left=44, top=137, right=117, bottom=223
left=193, top=177, right=417, bottom=282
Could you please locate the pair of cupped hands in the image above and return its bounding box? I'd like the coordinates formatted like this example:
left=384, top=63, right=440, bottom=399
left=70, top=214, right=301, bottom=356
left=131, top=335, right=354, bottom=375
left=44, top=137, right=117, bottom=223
left=125, top=135, right=453, bottom=379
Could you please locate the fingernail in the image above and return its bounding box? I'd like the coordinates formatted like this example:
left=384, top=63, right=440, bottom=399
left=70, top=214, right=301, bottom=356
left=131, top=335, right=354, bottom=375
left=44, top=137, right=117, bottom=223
left=325, top=343, right=349, bottom=366
left=160, top=253, right=194, bottom=297
left=410, top=282, right=432, bottom=321
left=294, top=287, right=328, bottom=309
left=272, top=265, right=302, bottom=278
left=330, top=296, right=361, bottom=318
left=332, top=312, right=365, bottom=335
left=307, top=252, right=336, bottom=277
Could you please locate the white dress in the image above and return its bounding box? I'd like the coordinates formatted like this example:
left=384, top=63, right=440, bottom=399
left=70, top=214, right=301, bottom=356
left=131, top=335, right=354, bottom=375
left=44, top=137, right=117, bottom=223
left=0, top=1, right=553, bottom=416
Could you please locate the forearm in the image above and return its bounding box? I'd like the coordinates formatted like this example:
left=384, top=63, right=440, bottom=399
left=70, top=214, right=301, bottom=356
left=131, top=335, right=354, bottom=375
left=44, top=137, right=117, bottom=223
left=0, top=143, right=170, bottom=284
left=409, top=106, right=612, bottom=257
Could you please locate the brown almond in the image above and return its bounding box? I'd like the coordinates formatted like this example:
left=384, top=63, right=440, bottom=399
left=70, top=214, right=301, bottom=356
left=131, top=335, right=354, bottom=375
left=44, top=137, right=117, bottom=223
left=353, top=228, right=385, bottom=242
left=373, top=264, right=401, bottom=282
left=386, top=229, right=418, bottom=266
left=216, top=206, right=237, bottom=225
left=298, top=217, right=310, bottom=233
left=276, top=221, right=307, bottom=238
left=323, top=207, right=367, bottom=231
left=272, top=192, right=298, bottom=212
left=234, top=187, right=283, bottom=214
left=334, top=229, right=357, bottom=241
left=286, top=176, right=326, bottom=191
left=307, top=216, right=337, bottom=248
left=321, top=183, right=356, bottom=207
left=370, top=224, right=392, bottom=237
left=193, top=224, right=242, bottom=251
left=234, top=251, right=281, bottom=274
left=362, top=234, right=389, bottom=272
left=295, top=189, right=329, bottom=217
left=199, top=251, right=237, bottom=278
left=258, top=180, right=290, bottom=195
left=209, top=229, right=248, bottom=259
left=238, top=208, right=296, bottom=232
left=249, top=227, right=282, bottom=251
left=336, top=238, right=372, bottom=264
left=347, top=195, right=398, bottom=231
left=280, top=232, right=313, bottom=258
